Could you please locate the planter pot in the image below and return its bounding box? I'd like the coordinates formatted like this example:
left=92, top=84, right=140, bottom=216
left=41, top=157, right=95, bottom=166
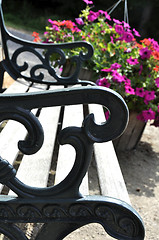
left=62, top=60, right=96, bottom=83
left=113, top=111, right=146, bottom=151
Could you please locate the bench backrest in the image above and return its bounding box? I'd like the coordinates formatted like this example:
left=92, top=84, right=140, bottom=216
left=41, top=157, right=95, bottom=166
left=0, top=0, right=94, bottom=88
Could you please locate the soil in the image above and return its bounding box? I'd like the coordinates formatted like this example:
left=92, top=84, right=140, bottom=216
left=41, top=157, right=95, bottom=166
left=2, top=74, right=159, bottom=240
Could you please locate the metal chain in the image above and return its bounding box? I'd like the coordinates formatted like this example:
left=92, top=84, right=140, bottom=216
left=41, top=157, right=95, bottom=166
left=106, top=0, right=129, bottom=24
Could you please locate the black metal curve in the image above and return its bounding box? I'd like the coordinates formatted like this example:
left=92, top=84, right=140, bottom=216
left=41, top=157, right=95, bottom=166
left=0, top=223, right=28, bottom=240
left=1, top=86, right=129, bottom=142
left=0, top=86, right=128, bottom=198
left=0, top=196, right=145, bottom=240
left=0, top=107, right=44, bottom=155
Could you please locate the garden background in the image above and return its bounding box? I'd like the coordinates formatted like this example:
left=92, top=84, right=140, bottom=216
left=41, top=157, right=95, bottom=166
left=2, top=1, right=159, bottom=239
left=3, top=0, right=159, bottom=42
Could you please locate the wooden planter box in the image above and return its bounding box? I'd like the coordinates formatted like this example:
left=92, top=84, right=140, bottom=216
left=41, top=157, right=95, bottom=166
left=113, top=111, right=146, bottom=151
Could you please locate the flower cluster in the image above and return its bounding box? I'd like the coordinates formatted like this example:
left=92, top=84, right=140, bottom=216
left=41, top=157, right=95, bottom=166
left=33, top=0, right=159, bottom=126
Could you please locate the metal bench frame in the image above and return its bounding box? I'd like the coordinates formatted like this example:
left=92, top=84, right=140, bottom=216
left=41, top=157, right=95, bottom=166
left=0, top=1, right=145, bottom=239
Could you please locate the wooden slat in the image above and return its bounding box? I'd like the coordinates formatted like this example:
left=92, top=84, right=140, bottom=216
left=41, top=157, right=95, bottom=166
left=9, top=86, right=62, bottom=192
left=88, top=104, right=131, bottom=204
left=14, top=105, right=61, bottom=188
left=0, top=81, right=31, bottom=192
left=55, top=104, right=89, bottom=195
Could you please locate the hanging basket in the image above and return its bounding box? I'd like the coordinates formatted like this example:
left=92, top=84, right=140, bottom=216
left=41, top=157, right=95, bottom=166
left=113, top=111, right=146, bottom=151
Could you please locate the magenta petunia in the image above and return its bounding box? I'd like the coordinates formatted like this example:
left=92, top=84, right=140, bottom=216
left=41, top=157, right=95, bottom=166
left=123, top=32, right=134, bottom=43
left=127, top=56, right=139, bottom=65
left=115, top=25, right=124, bottom=35
left=112, top=70, right=124, bottom=83
left=142, top=108, right=156, bottom=121
left=155, top=77, right=159, bottom=87
left=98, top=10, right=111, bottom=21
left=83, top=0, right=93, bottom=4
left=88, top=11, right=99, bottom=22
left=122, top=21, right=130, bottom=29
left=105, top=110, right=110, bottom=120
left=135, top=88, right=145, bottom=98
left=133, top=28, right=141, bottom=37
left=113, top=19, right=122, bottom=24
left=52, top=25, right=59, bottom=31
left=144, top=90, right=155, bottom=102
left=139, top=47, right=152, bottom=59
left=75, top=18, right=84, bottom=25
left=123, top=75, right=131, bottom=86
left=110, top=36, right=114, bottom=44
left=101, top=68, right=112, bottom=72
left=125, top=85, right=135, bottom=95
left=111, top=63, right=122, bottom=70
left=98, top=78, right=111, bottom=88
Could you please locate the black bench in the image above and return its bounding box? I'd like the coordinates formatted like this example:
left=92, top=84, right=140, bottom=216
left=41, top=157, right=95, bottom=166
left=0, top=1, right=145, bottom=239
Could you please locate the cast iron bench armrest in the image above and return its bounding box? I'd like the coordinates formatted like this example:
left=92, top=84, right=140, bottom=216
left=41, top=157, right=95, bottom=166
left=0, top=85, right=145, bottom=240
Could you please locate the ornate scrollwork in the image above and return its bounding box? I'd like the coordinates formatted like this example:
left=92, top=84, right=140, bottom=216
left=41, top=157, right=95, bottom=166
left=8, top=39, right=94, bottom=85
left=0, top=86, right=128, bottom=199
left=0, top=196, right=145, bottom=239
left=0, top=223, right=28, bottom=240
left=0, top=106, right=44, bottom=155
left=17, top=205, right=42, bottom=219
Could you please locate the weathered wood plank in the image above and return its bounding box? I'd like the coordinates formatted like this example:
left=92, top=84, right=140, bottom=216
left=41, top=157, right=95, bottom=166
left=0, top=81, right=31, bottom=192
left=14, top=105, right=61, bottom=188
left=88, top=104, right=130, bottom=204
left=55, top=104, right=89, bottom=195
left=9, top=85, right=62, bottom=193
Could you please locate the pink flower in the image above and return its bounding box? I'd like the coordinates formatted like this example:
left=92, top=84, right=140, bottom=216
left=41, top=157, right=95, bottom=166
left=142, top=108, right=156, bottom=121
left=144, top=90, right=155, bottom=102
left=122, top=21, right=130, bottom=29
left=48, top=19, right=58, bottom=25
left=83, top=0, right=93, bottom=4
left=135, top=88, right=145, bottom=98
left=52, top=25, right=59, bottom=31
left=101, top=68, right=112, bottom=72
left=127, top=57, right=139, bottom=65
left=75, top=18, right=84, bottom=25
left=101, top=63, right=121, bottom=73
left=97, top=78, right=111, bottom=88
left=105, top=110, right=110, bottom=120
left=139, top=47, right=152, bottom=59
left=88, top=11, right=99, bottom=22
left=110, top=36, right=114, bottom=44
left=112, top=70, right=124, bottom=83
left=123, top=32, right=134, bottom=43
left=133, top=28, right=141, bottom=37
left=73, top=27, right=81, bottom=33
left=125, top=85, right=135, bottom=95
left=111, top=63, right=122, bottom=70
left=113, top=19, right=122, bottom=24
left=98, top=10, right=111, bottom=21
left=155, top=77, right=159, bottom=87
left=123, top=75, right=131, bottom=86
left=115, top=25, right=124, bottom=35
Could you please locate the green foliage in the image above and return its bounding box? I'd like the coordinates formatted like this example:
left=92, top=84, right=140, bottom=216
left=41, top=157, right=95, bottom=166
left=35, top=0, right=159, bottom=126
